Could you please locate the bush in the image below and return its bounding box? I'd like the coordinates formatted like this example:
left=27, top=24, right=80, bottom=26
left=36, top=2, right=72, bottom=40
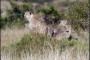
left=40, top=6, right=65, bottom=24
left=1, top=1, right=33, bottom=29
left=68, top=2, right=89, bottom=31
left=10, top=33, right=79, bottom=54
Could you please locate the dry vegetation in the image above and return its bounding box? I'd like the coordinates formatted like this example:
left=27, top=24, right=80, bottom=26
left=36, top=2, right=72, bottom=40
left=1, top=28, right=89, bottom=60
left=1, top=48, right=89, bottom=60
left=1, top=0, right=89, bottom=60
left=1, top=28, right=30, bottom=46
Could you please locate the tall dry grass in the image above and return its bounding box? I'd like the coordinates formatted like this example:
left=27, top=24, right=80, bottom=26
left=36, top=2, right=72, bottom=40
left=1, top=28, right=30, bottom=46
left=1, top=49, right=88, bottom=60
left=1, top=43, right=89, bottom=60
left=1, top=28, right=89, bottom=60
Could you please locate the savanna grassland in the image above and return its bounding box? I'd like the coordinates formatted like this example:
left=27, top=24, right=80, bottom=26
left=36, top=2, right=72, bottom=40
left=1, top=0, right=89, bottom=60
left=1, top=28, right=89, bottom=60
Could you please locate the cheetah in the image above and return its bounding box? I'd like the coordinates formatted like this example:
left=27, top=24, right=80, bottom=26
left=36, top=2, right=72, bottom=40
left=24, top=11, right=55, bottom=36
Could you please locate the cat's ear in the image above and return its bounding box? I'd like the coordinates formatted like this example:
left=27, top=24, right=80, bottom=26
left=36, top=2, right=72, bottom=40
left=26, top=11, right=31, bottom=15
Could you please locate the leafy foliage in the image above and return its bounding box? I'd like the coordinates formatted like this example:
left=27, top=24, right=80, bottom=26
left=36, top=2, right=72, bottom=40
left=68, top=2, right=89, bottom=31
left=40, top=6, right=65, bottom=24
left=69, top=2, right=88, bottom=19
left=1, top=1, right=33, bottom=28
